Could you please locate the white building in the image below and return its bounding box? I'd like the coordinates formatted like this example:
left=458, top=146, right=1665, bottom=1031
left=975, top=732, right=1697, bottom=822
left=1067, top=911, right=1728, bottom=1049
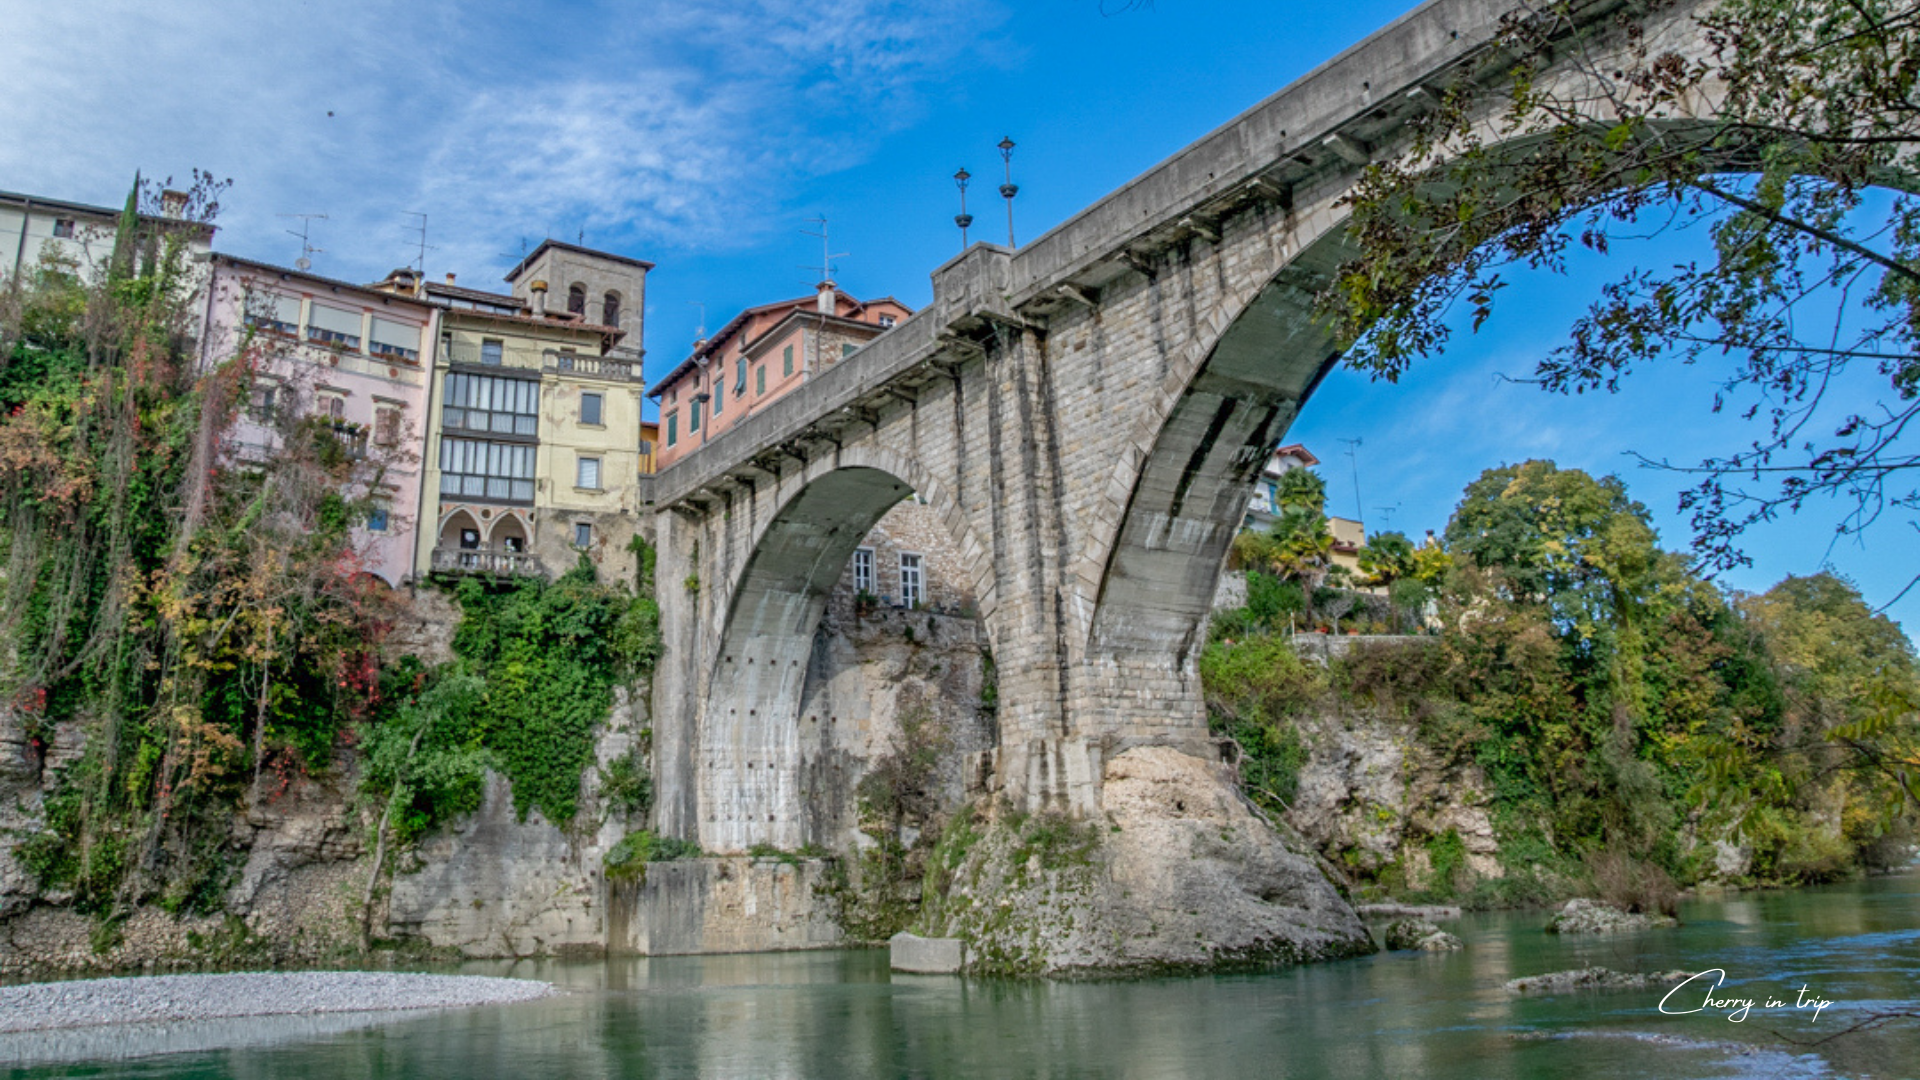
left=1, top=188, right=213, bottom=286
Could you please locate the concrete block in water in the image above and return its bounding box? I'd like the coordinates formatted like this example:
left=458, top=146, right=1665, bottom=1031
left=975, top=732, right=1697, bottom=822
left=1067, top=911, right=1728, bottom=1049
left=890, top=933, right=965, bottom=973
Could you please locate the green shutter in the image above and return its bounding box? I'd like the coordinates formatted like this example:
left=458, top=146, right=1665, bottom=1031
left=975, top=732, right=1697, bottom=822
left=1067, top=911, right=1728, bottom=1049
left=667, top=413, right=678, bottom=446
left=783, top=344, right=793, bottom=376
left=756, top=364, right=765, bottom=395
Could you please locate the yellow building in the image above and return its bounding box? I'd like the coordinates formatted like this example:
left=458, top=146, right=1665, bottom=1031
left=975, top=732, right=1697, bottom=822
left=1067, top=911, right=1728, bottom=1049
left=372, top=239, right=651, bottom=585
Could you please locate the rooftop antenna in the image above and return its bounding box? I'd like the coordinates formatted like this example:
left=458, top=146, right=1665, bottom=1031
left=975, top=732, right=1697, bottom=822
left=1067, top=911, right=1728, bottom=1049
left=1337, top=437, right=1365, bottom=529
left=577, top=226, right=585, bottom=246
left=687, top=301, right=707, bottom=341
left=403, top=211, right=434, bottom=275
left=1375, top=504, right=1400, bottom=530
left=279, top=212, right=328, bottom=271
left=800, top=216, right=849, bottom=284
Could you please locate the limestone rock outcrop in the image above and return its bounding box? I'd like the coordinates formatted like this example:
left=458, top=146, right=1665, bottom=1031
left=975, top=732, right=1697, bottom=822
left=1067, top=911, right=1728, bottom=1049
left=1381, top=917, right=1462, bottom=951
left=1545, top=898, right=1679, bottom=934
left=924, top=746, right=1374, bottom=975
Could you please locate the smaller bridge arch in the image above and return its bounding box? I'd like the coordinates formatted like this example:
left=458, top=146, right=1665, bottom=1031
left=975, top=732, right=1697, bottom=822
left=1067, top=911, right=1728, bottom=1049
left=695, top=456, right=993, bottom=852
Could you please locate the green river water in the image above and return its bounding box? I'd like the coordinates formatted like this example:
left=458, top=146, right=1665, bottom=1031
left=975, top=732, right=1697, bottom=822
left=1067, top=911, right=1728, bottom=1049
left=5, top=871, right=1917, bottom=1078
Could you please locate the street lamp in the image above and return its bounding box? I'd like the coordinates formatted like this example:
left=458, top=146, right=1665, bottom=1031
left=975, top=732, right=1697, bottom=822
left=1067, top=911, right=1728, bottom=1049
left=953, top=167, right=973, bottom=250
left=997, top=137, right=1019, bottom=248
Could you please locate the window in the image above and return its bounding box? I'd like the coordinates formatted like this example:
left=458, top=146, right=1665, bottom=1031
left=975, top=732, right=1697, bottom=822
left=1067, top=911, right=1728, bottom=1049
left=899, top=553, right=924, bottom=608
left=783, top=344, right=794, bottom=377
left=502, top=534, right=524, bottom=552
left=573, top=522, right=592, bottom=547
left=52, top=219, right=75, bottom=239
left=842, top=343, right=858, bottom=358
left=712, top=377, right=722, bottom=416
left=248, top=382, right=280, bottom=422
left=852, top=547, right=875, bottom=594
left=374, top=405, right=401, bottom=446
left=567, top=284, right=586, bottom=316
left=307, top=304, right=362, bottom=350
left=735, top=358, right=747, bottom=399
left=580, top=392, right=603, bottom=426
left=690, top=395, right=703, bottom=433
left=755, top=364, right=765, bottom=396
left=367, top=504, right=390, bottom=533
left=878, top=315, right=896, bottom=329
left=666, top=413, right=678, bottom=446
left=603, top=291, right=621, bottom=327
left=458, top=528, right=480, bottom=550
left=480, top=339, right=503, bottom=366
left=442, top=371, right=538, bottom=437
left=369, top=317, right=420, bottom=362
left=439, top=437, right=536, bottom=502
left=577, top=455, right=601, bottom=490
left=245, top=292, right=301, bottom=336
left=320, top=394, right=347, bottom=420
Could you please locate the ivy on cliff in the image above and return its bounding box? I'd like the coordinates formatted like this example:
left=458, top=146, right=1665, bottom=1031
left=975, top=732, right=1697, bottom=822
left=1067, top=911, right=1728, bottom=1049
left=3, top=174, right=405, bottom=919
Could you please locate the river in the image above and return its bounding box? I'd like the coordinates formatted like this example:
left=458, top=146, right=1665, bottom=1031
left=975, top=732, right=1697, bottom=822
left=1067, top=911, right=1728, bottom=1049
left=5, top=872, right=1917, bottom=1078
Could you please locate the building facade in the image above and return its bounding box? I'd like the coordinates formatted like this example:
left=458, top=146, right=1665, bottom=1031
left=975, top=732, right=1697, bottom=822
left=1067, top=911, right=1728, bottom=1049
left=374, top=239, right=652, bottom=585
left=2, top=188, right=213, bottom=287
left=199, top=255, right=438, bottom=587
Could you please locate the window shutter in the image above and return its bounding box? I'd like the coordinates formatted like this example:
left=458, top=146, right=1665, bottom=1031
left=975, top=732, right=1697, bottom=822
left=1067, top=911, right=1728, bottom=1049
left=309, top=304, right=362, bottom=336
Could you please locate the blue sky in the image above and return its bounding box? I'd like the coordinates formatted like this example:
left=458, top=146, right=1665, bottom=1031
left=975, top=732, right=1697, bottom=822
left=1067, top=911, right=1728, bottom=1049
left=2, top=0, right=1911, bottom=633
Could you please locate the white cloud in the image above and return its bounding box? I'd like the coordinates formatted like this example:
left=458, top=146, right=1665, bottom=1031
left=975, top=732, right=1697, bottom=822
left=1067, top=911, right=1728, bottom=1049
left=0, top=0, right=1005, bottom=284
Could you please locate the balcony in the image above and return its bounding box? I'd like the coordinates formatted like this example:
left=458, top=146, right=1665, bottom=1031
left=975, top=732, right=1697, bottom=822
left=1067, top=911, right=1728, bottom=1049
left=543, top=349, right=642, bottom=383
left=430, top=545, right=545, bottom=578
left=436, top=341, right=643, bottom=384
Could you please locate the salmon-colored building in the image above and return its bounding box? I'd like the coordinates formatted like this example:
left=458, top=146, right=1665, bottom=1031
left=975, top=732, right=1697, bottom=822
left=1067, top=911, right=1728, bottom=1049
left=649, top=283, right=909, bottom=470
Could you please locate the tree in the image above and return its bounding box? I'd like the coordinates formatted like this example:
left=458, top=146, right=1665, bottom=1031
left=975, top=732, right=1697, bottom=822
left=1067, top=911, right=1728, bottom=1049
left=1357, top=530, right=1416, bottom=588
left=1232, top=467, right=1341, bottom=624
left=1324, top=0, right=1920, bottom=597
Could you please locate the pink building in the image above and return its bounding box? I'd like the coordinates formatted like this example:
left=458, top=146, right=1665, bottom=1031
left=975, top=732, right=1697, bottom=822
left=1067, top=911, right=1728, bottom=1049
left=199, top=255, right=439, bottom=586
left=650, top=284, right=910, bottom=470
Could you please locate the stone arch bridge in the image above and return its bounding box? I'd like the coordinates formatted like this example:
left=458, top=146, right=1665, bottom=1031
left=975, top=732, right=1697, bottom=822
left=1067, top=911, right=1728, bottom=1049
left=644, top=0, right=1720, bottom=851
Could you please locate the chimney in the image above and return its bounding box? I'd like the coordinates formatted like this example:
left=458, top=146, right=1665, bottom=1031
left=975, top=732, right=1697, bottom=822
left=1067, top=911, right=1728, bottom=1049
left=816, top=281, right=836, bottom=315
left=445, top=272, right=457, bottom=286
left=160, top=189, right=188, bottom=219
left=530, top=279, right=548, bottom=316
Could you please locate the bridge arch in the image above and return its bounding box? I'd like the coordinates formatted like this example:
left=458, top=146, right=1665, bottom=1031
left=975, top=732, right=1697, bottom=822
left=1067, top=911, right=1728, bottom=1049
left=696, top=455, right=993, bottom=852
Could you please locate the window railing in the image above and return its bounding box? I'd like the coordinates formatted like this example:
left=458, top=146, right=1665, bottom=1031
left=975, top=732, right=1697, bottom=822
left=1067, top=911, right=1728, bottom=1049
left=370, top=340, right=420, bottom=363
left=430, top=545, right=545, bottom=577
left=307, top=326, right=361, bottom=350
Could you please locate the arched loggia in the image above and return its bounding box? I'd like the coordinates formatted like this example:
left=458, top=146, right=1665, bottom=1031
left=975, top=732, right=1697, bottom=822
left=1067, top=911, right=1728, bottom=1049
left=697, top=466, right=926, bottom=852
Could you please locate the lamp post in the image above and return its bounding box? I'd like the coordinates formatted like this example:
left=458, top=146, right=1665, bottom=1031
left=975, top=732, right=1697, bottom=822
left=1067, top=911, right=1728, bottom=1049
left=998, top=137, right=1019, bottom=248
left=953, top=167, right=973, bottom=250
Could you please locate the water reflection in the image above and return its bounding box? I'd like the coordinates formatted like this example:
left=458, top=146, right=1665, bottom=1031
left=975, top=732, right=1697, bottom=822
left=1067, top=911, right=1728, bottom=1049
left=6, top=874, right=1916, bottom=1079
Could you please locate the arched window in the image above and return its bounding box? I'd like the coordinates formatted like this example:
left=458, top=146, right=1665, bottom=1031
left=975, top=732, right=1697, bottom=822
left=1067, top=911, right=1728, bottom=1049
left=603, top=291, right=621, bottom=328
left=567, top=284, right=586, bottom=317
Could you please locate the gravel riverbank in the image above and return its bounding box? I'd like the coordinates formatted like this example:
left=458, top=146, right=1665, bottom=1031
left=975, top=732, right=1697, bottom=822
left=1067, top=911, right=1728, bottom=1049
left=0, top=971, right=554, bottom=1034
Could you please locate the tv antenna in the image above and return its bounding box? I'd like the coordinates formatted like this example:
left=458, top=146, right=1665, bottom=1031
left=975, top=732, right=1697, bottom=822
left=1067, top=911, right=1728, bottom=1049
left=279, top=213, right=327, bottom=271
left=1375, top=504, right=1400, bottom=530
left=403, top=212, right=435, bottom=274
left=687, top=301, right=707, bottom=341
left=1337, top=437, right=1365, bottom=528
left=800, top=216, right=849, bottom=284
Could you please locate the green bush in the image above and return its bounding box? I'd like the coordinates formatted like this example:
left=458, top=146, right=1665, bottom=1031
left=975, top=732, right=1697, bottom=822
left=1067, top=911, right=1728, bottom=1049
left=605, top=830, right=702, bottom=882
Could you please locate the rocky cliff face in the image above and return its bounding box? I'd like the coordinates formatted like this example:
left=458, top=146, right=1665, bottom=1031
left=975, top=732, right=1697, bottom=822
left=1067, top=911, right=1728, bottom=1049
left=1286, top=709, right=1506, bottom=890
